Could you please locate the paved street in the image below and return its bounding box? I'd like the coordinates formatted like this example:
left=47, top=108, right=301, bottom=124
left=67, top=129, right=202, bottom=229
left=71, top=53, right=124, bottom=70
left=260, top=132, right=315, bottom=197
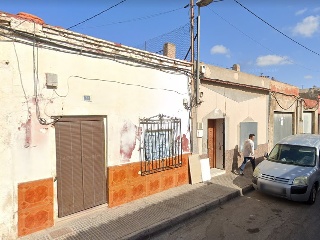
left=151, top=190, right=320, bottom=240
left=20, top=171, right=253, bottom=240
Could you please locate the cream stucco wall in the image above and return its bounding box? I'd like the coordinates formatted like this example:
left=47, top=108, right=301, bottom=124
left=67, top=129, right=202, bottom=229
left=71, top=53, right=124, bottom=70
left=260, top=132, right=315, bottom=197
left=0, top=28, right=190, bottom=237
left=202, top=63, right=270, bottom=89
left=194, top=63, right=270, bottom=166
left=198, top=84, right=268, bottom=154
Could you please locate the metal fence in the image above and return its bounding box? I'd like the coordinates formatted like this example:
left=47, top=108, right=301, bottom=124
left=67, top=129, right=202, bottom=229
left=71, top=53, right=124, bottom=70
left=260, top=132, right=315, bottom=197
left=139, top=114, right=182, bottom=175
left=134, top=22, right=198, bottom=62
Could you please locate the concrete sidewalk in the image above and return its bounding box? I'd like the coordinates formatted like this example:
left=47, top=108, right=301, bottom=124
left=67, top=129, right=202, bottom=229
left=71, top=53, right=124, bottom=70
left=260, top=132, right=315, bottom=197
left=19, top=170, right=253, bottom=240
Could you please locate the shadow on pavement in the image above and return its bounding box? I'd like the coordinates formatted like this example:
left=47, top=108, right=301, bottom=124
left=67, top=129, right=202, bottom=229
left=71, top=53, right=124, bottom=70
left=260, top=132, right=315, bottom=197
left=232, top=157, right=264, bottom=191
left=63, top=183, right=240, bottom=240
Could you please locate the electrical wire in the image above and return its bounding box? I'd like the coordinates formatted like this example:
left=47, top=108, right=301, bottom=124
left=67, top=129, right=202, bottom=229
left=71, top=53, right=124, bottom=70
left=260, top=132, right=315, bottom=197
left=29, top=23, right=62, bottom=125
left=13, top=19, right=27, bottom=28
left=0, top=27, right=191, bottom=77
left=208, top=6, right=319, bottom=73
left=233, top=0, right=320, bottom=57
left=13, top=41, right=30, bottom=121
left=67, top=0, right=128, bottom=30
left=54, top=75, right=188, bottom=98
left=1, top=20, right=192, bottom=123
left=79, top=6, right=186, bottom=29
left=271, top=92, right=298, bottom=111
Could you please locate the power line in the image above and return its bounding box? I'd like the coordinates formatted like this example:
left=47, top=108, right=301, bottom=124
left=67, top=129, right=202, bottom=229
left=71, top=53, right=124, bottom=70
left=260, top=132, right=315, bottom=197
left=233, top=0, right=320, bottom=57
left=134, top=23, right=191, bottom=61
left=208, top=6, right=320, bottom=73
left=54, top=76, right=187, bottom=98
left=67, top=0, right=128, bottom=30
left=78, top=6, right=186, bottom=29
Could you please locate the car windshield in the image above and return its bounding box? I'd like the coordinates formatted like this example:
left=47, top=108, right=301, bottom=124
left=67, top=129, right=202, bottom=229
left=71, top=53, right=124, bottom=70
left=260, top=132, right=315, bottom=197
left=268, top=144, right=316, bottom=167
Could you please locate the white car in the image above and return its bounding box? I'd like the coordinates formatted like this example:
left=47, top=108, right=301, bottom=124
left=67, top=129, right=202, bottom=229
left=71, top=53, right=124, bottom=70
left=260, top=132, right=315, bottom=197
left=252, top=134, right=320, bottom=204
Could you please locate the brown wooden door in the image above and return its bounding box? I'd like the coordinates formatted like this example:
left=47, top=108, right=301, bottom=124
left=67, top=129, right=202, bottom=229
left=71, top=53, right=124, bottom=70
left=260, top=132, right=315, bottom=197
left=56, top=121, right=84, bottom=216
left=81, top=120, right=106, bottom=209
left=56, top=119, right=106, bottom=217
left=208, top=119, right=216, bottom=168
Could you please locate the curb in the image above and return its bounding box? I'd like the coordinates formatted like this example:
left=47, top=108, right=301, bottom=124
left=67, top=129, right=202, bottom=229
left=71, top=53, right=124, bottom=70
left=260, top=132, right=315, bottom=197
left=126, top=184, right=253, bottom=240
left=242, top=184, right=254, bottom=195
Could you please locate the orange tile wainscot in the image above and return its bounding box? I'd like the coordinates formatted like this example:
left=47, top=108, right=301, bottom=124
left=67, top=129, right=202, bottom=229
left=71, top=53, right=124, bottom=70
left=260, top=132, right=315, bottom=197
left=107, top=153, right=190, bottom=207
left=18, top=178, right=54, bottom=237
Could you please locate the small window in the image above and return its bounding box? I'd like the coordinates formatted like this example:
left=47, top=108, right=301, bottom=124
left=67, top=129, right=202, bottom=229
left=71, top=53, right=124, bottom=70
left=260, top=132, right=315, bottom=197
left=240, top=121, right=257, bottom=151
left=303, top=112, right=313, bottom=134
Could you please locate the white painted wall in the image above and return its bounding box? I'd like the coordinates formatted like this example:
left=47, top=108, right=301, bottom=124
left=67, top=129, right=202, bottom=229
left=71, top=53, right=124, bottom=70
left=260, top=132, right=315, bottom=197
left=0, top=31, right=190, bottom=237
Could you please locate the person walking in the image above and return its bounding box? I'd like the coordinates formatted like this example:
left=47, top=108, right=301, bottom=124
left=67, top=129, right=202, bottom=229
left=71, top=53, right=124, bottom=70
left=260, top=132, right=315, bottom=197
left=239, top=134, right=255, bottom=175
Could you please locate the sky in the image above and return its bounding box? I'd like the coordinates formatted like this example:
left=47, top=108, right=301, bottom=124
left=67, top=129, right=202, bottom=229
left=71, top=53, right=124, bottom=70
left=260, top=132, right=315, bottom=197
left=1, top=0, right=320, bottom=89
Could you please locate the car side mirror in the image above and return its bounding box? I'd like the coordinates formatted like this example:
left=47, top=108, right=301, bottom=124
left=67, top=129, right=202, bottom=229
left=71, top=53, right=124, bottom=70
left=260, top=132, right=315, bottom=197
left=264, top=152, right=268, bottom=158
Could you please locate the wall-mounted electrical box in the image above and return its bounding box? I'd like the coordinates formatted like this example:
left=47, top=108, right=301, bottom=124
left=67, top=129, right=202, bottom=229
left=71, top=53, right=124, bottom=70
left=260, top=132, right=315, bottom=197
left=45, top=73, right=58, bottom=88
left=200, top=65, right=206, bottom=74
left=197, top=130, right=203, bottom=138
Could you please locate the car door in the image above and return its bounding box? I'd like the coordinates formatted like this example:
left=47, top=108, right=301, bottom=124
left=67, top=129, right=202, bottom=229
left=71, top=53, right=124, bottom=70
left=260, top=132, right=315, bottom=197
left=310, top=150, right=320, bottom=191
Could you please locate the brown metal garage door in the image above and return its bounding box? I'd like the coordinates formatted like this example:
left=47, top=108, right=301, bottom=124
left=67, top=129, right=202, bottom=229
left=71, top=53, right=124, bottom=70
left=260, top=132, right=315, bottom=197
left=55, top=118, right=106, bottom=217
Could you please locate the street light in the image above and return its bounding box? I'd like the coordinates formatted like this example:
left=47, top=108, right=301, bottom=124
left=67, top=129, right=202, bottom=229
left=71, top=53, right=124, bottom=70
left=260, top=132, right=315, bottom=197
left=195, top=0, right=213, bottom=104
left=196, top=0, right=213, bottom=7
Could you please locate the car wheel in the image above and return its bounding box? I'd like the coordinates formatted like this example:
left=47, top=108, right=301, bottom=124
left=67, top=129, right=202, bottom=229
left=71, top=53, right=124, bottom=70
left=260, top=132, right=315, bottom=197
left=307, top=184, right=317, bottom=205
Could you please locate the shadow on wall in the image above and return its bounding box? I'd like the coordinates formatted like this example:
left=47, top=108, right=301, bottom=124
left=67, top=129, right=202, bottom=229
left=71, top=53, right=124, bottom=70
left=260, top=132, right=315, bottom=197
left=231, top=145, right=241, bottom=172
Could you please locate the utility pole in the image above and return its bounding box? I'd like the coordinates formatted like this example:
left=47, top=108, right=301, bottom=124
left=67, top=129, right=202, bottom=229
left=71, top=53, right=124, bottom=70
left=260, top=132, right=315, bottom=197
left=190, top=0, right=194, bottom=68
left=190, top=0, right=198, bottom=153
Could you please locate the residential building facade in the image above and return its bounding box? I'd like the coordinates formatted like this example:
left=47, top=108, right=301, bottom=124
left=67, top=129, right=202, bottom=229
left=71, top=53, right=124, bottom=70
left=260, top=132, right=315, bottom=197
left=197, top=64, right=270, bottom=172
left=0, top=12, right=191, bottom=238
left=197, top=63, right=318, bottom=173
left=269, top=80, right=318, bottom=148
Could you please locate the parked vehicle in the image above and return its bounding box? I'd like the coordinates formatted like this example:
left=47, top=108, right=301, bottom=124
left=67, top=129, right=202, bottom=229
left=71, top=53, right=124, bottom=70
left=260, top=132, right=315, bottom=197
left=252, top=134, right=320, bottom=204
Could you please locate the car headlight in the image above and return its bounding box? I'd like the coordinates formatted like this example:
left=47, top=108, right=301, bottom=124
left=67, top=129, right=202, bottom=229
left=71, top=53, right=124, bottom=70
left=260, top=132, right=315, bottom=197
left=253, top=167, right=261, bottom=178
left=293, top=176, right=308, bottom=186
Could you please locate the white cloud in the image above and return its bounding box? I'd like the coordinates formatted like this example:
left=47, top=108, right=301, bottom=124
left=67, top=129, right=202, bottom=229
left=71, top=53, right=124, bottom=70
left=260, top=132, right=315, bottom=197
left=295, top=8, right=307, bottom=16
left=304, top=75, right=313, bottom=79
left=256, top=55, right=292, bottom=66
left=210, top=45, right=229, bottom=55
left=293, top=15, right=320, bottom=37
left=314, top=7, right=320, bottom=13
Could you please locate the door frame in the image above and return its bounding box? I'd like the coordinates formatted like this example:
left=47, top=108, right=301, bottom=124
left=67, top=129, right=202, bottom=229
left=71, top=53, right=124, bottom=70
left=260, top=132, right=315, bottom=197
left=54, top=115, right=107, bottom=217
left=207, top=118, right=225, bottom=169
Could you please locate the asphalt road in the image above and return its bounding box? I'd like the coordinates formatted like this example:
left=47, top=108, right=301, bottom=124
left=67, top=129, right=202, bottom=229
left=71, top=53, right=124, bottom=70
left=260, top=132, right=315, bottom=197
left=150, top=189, right=320, bottom=240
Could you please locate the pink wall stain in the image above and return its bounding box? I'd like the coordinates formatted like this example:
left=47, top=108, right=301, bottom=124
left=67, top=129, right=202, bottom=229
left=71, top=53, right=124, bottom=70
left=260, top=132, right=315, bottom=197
left=120, top=121, right=139, bottom=163
left=176, top=134, right=190, bottom=153
left=18, top=97, right=49, bottom=148
left=270, top=81, right=299, bottom=96
left=303, top=98, right=318, bottom=109
left=181, top=134, right=190, bottom=152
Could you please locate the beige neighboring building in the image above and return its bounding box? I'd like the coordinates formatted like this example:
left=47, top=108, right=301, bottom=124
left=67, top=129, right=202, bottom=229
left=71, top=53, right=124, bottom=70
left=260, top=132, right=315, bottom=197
left=197, top=64, right=270, bottom=173
left=299, top=87, right=320, bottom=134
left=0, top=12, right=192, bottom=238
left=196, top=63, right=318, bottom=173
left=269, top=80, right=318, bottom=148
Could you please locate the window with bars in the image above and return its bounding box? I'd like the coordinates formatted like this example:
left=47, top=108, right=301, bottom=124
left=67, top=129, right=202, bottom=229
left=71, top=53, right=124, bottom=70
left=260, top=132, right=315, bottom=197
left=139, top=114, right=182, bottom=175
